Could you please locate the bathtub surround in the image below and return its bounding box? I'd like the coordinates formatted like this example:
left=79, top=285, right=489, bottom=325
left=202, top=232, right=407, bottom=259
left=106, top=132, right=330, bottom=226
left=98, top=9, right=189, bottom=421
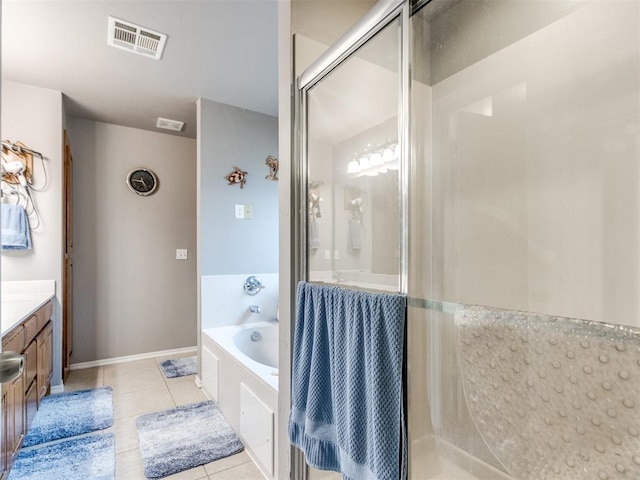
left=23, top=387, right=114, bottom=448
left=158, top=356, right=197, bottom=378
left=289, top=282, right=407, bottom=480
left=136, top=400, right=244, bottom=479
left=8, top=433, right=116, bottom=480
left=202, top=326, right=278, bottom=478
left=201, top=273, right=279, bottom=330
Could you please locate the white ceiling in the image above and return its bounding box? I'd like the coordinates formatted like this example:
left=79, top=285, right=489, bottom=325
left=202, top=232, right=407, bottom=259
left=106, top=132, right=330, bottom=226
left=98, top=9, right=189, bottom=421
left=1, top=0, right=279, bottom=139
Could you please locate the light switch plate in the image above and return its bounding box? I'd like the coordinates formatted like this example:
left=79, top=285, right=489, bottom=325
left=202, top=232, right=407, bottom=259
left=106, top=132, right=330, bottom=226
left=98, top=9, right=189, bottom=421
left=244, top=204, right=253, bottom=219
left=235, top=204, right=245, bottom=219
left=176, top=249, right=188, bottom=260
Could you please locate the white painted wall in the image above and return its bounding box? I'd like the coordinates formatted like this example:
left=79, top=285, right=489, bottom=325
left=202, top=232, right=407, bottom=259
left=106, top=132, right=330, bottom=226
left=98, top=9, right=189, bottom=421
left=67, top=119, right=197, bottom=363
left=1, top=80, right=65, bottom=387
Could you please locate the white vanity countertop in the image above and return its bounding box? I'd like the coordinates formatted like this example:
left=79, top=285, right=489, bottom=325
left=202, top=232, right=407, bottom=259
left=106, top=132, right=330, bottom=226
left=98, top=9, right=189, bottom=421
left=1, top=280, right=55, bottom=335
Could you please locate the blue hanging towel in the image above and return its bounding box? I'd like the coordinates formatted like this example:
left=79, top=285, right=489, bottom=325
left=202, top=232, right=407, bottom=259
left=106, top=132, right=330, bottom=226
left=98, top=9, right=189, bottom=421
left=1, top=203, right=32, bottom=250
left=289, top=281, right=407, bottom=480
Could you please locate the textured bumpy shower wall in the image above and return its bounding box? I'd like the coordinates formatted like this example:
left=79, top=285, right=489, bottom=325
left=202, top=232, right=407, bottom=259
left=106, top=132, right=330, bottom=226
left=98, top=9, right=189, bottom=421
left=409, top=1, right=640, bottom=478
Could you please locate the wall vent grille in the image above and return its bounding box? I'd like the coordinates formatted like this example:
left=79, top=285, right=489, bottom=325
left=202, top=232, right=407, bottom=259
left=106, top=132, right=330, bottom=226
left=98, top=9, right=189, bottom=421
left=107, top=16, right=167, bottom=60
left=156, top=118, right=185, bottom=132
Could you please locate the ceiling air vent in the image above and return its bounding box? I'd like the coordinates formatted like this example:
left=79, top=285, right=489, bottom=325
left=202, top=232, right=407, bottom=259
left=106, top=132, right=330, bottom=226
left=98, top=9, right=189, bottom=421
left=107, top=16, right=168, bottom=60
left=156, top=118, right=185, bottom=132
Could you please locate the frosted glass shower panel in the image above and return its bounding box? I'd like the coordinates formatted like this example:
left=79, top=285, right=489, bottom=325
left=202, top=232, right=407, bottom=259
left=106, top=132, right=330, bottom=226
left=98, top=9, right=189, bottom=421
left=424, top=0, right=640, bottom=328
left=409, top=0, right=640, bottom=479
left=306, top=18, right=401, bottom=291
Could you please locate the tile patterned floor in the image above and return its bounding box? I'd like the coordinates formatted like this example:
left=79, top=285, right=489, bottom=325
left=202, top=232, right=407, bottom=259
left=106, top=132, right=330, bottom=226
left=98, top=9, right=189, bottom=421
left=64, top=352, right=266, bottom=480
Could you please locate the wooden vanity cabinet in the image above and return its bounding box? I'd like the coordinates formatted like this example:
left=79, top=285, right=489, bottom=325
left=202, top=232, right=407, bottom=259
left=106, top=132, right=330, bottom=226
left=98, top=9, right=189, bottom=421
left=36, top=321, right=53, bottom=402
left=1, top=300, right=53, bottom=480
left=24, top=340, right=38, bottom=429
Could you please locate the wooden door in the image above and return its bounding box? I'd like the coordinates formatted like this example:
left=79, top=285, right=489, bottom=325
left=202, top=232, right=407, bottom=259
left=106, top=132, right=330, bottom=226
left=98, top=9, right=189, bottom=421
left=63, top=131, right=73, bottom=380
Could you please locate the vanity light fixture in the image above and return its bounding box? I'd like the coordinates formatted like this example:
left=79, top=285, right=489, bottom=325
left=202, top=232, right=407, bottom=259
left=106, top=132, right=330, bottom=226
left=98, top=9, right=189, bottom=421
left=347, top=141, right=400, bottom=177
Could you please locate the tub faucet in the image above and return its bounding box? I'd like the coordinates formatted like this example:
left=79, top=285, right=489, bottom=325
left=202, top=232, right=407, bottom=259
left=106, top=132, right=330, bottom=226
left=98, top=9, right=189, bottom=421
left=249, top=305, right=261, bottom=314
left=243, top=276, right=265, bottom=296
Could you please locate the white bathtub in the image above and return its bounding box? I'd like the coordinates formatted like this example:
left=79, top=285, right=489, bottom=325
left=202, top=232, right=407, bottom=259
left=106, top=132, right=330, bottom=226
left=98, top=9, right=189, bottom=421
left=203, top=321, right=279, bottom=391
left=201, top=321, right=279, bottom=479
left=233, top=324, right=279, bottom=369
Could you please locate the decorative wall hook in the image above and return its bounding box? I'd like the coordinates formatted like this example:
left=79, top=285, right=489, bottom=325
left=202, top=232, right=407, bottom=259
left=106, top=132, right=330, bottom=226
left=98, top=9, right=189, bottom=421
left=225, top=166, right=248, bottom=189
left=265, top=155, right=279, bottom=181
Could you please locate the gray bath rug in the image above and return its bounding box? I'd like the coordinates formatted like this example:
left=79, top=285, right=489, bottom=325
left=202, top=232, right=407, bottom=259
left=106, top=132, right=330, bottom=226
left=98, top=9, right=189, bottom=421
left=9, top=433, right=115, bottom=480
left=136, top=400, right=244, bottom=479
left=23, top=387, right=114, bottom=448
left=159, top=356, right=197, bottom=378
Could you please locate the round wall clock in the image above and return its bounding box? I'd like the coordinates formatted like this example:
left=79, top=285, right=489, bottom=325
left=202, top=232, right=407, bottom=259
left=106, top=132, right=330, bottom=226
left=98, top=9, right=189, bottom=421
left=126, top=168, right=158, bottom=196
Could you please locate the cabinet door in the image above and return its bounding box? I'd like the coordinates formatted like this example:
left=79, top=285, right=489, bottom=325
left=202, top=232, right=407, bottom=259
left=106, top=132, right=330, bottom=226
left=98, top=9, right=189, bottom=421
left=36, top=322, right=53, bottom=402
left=23, top=341, right=37, bottom=391
left=1, top=388, right=8, bottom=479
left=24, top=380, right=38, bottom=432
left=8, top=372, right=24, bottom=459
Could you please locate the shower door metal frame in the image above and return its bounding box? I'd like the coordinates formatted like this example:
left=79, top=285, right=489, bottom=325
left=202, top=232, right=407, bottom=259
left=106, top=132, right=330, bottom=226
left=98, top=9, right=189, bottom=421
left=291, top=0, right=411, bottom=477
left=295, top=0, right=410, bottom=288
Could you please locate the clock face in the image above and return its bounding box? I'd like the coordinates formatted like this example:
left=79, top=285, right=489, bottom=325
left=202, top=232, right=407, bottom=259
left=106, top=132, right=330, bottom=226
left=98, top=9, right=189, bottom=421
left=127, top=168, right=158, bottom=196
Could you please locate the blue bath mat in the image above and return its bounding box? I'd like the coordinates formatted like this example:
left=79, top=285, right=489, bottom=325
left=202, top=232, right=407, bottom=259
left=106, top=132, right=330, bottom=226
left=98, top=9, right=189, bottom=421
left=159, top=356, right=197, bottom=378
left=23, top=386, right=114, bottom=448
left=136, top=400, right=244, bottom=478
left=9, top=433, right=115, bottom=480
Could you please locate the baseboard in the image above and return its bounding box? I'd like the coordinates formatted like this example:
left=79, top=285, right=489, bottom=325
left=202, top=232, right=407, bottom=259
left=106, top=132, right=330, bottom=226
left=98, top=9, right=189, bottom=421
left=50, top=384, right=65, bottom=394
left=69, top=346, right=198, bottom=370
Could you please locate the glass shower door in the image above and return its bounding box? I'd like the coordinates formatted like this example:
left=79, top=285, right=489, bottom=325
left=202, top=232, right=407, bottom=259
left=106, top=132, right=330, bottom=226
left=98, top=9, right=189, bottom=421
left=409, top=0, right=640, bottom=479
left=302, top=14, right=403, bottom=294
left=297, top=4, right=404, bottom=479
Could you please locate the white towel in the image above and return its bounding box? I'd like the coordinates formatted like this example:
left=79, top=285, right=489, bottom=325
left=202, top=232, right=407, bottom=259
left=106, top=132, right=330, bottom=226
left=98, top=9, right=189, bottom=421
left=1, top=203, right=32, bottom=250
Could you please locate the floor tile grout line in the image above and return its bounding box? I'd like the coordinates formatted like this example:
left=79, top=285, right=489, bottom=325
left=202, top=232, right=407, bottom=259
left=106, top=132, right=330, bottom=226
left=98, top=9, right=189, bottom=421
left=156, top=357, right=180, bottom=407
left=205, top=459, right=254, bottom=476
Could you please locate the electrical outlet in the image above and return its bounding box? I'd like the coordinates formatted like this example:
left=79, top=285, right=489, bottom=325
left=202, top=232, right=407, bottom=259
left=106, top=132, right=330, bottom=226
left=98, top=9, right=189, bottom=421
left=324, top=250, right=331, bottom=260
left=235, top=204, right=244, bottom=219
left=244, top=204, right=253, bottom=219
left=176, top=249, right=188, bottom=260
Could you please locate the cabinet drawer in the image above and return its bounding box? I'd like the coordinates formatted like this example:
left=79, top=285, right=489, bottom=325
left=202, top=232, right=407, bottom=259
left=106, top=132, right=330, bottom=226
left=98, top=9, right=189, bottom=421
left=24, top=315, right=38, bottom=346
left=36, top=302, right=53, bottom=332
left=2, top=326, right=24, bottom=354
